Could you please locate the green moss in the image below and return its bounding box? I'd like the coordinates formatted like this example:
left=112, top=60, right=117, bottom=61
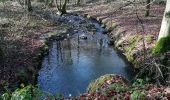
left=87, top=15, right=91, bottom=19
left=87, top=74, right=115, bottom=93
left=153, top=36, right=170, bottom=53
left=28, top=21, right=37, bottom=28
left=87, top=74, right=129, bottom=93
left=96, top=17, right=102, bottom=23
left=106, top=22, right=117, bottom=33
left=165, top=11, right=170, bottom=18
left=146, top=34, right=153, bottom=43
left=124, top=35, right=142, bottom=61
left=102, top=18, right=109, bottom=24
left=133, top=59, right=140, bottom=66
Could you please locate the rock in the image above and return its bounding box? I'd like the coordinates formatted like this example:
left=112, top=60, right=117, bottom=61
left=67, top=34, right=70, bottom=37
left=79, top=20, right=86, bottom=24
left=80, top=34, right=87, bottom=40
left=102, top=30, right=107, bottom=34
left=108, top=40, right=115, bottom=46
left=164, top=88, right=170, bottom=96
left=101, top=24, right=106, bottom=28
left=87, top=74, right=129, bottom=93
left=0, top=18, right=11, bottom=27
left=74, top=30, right=78, bottom=33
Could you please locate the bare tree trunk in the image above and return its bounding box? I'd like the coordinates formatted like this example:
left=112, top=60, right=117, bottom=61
left=37, top=0, right=45, bottom=2
left=145, top=0, right=150, bottom=17
left=154, top=0, right=170, bottom=53
left=56, top=0, right=67, bottom=15
left=158, top=0, right=170, bottom=39
left=25, top=0, right=32, bottom=12
left=61, top=0, right=67, bottom=14
left=77, top=0, right=81, bottom=5
left=49, top=0, right=57, bottom=7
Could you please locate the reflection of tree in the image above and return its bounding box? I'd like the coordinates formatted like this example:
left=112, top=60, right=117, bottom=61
left=95, top=38, right=103, bottom=55
left=53, top=38, right=74, bottom=66
left=77, top=34, right=80, bottom=63
left=63, top=38, right=73, bottom=65
left=93, top=38, right=103, bottom=67
left=56, top=41, right=63, bottom=66
left=47, top=43, right=53, bottom=65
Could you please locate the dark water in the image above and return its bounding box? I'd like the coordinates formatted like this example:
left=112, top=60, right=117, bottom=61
left=38, top=15, right=134, bottom=97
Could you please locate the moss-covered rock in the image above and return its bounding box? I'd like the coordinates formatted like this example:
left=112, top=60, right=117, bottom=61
left=165, top=11, right=170, bottom=18
left=87, top=74, right=129, bottom=93
left=153, top=36, right=170, bottom=53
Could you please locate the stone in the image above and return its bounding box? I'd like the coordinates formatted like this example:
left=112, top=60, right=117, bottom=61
left=0, top=18, right=11, bottom=27
left=164, top=88, right=170, bottom=96
left=80, top=34, right=87, bottom=40
left=102, top=30, right=107, bottom=34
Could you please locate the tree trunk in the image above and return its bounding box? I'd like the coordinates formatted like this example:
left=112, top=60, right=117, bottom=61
left=49, top=0, right=57, bottom=7
left=26, top=0, right=32, bottom=12
left=154, top=0, right=170, bottom=53
left=56, top=0, right=67, bottom=15
left=61, top=0, right=67, bottom=14
left=77, top=0, right=81, bottom=5
left=145, top=0, right=150, bottom=17
left=158, top=0, right=170, bottom=39
left=37, top=0, right=45, bottom=2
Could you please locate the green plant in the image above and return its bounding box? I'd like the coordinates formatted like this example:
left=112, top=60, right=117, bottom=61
left=132, top=79, right=145, bottom=86
left=1, top=93, right=11, bottom=100
left=16, top=69, right=29, bottom=84
left=108, top=82, right=128, bottom=92
left=1, top=85, right=41, bottom=100
left=146, top=34, right=153, bottom=43
left=131, top=90, right=146, bottom=100
left=55, top=93, right=64, bottom=99
left=45, top=92, right=56, bottom=100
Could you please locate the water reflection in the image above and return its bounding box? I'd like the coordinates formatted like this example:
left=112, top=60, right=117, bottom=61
left=38, top=32, right=134, bottom=97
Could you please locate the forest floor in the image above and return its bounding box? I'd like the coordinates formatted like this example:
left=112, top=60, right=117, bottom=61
left=0, top=2, right=63, bottom=90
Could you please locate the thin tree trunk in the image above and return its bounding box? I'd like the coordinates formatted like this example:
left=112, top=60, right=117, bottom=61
left=145, top=0, right=150, bottom=17
left=26, top=0, right=32, bottom=12
left=77, top=0, right=81, bottom=5
left=49, top=0, right=57, bottom=7
left=61, top=0, right=67, bottom=14
left=56, top=0, right=67, bottom=15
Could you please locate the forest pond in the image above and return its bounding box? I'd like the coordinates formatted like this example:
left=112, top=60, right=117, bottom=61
left=38, top=14, right=135, bottom=97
